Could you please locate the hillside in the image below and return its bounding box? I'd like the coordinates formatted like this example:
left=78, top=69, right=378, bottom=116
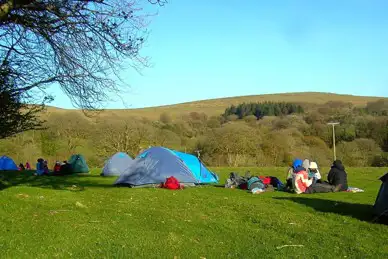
left=3, top=91, right=388, bottom=169
left=44, top=92, right=388, bottom=120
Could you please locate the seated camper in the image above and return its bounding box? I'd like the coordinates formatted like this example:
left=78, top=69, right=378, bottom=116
left=35, top=158, right=45, bottom=176
left=43, top=160, right=49, bottom=175
left=285, top=165, right=294, bottom=191
left=25, top=162, right=31, bottom=170
left=59, top=161, right=72, bottom=175
left=19, top=163, right=25, bottom=171
left=53, top=161, right=61, bottom=173
left=291, top=159, right=313, bottom=194
left=302, top=159, right=310, bottom=174
left=327, top=160, right=348, bottom=192
left=309, top=161, right=322, bottom=184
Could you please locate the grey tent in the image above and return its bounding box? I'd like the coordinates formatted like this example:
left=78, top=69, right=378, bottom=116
left=373, top=172, right=388, bottom=223
left=114, top=147, right=201, bottom=187
left=101, top=152, right=133, bottom=176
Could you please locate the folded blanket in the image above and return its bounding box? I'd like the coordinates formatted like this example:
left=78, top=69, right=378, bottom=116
left=346, top=187, right=364, bottom=193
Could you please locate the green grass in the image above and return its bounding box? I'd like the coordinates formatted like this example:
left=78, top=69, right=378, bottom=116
left=1, top=167, right=388, bottom=258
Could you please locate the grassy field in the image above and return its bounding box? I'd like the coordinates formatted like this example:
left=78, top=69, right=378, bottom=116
left=1, top=167, right=388, bottom=258
left=43, top=92, right=388, bottom=120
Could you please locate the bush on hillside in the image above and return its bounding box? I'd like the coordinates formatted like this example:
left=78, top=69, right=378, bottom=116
left=244, top=115, right=257, bottom=122
left=160, top=112, right=172, bottom=124
left=337, top=139, right=382, bottom=167
left=226, top=114, right=239, bottom=121
left=371, top=153, right=388, bottom=167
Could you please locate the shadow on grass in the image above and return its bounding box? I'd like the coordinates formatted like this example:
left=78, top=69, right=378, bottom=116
left=0, top=171, right=116, bottom=192
left=274, top=197, right=374, bottom=222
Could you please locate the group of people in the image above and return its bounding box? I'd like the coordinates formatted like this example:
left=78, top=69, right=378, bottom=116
left=286, top=159, right=348, bottom=194
left=17, top=159, right=71, bottom=176
left=18, top=162, right=31, bottom=171
left=34, top=158, right=50, bottom=175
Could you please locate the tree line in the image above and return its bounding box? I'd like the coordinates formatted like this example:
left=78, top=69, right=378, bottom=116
left=1, top=99, right=387, bottom=168
left=223, top=102, right=304, bottom=120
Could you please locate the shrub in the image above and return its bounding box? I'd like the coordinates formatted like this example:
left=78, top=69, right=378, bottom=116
left=244, top=115, right=257, bottom=122
left=226, top=114, right=239, bottom=121
left=159, top=112, right=172, bottom=124
left=371, top=153, right=388, bottom=167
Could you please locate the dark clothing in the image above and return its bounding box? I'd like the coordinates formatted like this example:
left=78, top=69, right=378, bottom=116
left=294, top=166, right=305, bottom=174
left=284, top=178, right=293, bottom=192
left=327, top=160, right=348, bottom=191
left=305, top=182, right=335, bottom=194
left=54, top=164, right=61, bottom=172
left=59, top=163, right=72, bottom=175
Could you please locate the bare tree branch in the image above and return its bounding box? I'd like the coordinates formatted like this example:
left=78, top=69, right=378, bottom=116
left=0, top=0, right=164, bottom=111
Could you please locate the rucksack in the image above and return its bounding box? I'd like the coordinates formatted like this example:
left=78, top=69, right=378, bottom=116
left=163, top=176, right=181, bottom=190
left=247, top=177, right=265, bottom=190
left=225, top=172, right=249, bottom=189
left=259, top=176, right=271, bottom=185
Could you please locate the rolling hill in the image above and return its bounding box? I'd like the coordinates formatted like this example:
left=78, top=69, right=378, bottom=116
left=44, top=92, right=388, bottom=120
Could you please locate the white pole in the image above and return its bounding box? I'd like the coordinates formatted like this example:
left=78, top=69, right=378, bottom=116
left=332, top=124, right=336, bottom=160
left=327, top=122, right=340, bottom=161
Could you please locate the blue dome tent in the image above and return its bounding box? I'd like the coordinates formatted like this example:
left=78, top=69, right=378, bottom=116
left=101, top=152, right=133, bottom=176
left=0, top=156, right=18, bottom=171
left=114, top=147, right=218, bottom=187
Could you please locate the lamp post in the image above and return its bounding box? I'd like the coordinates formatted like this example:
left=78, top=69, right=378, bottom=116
left=327, top=122, right=340, bottom=160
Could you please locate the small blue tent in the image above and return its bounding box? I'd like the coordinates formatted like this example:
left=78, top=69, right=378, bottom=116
left=101, top=152, right=133, bottom=176
left=114, top=147, right=218, bottom=187
left=0, top=156, right=18, bottom=171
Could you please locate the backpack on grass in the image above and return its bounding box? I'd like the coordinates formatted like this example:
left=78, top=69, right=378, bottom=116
left=162, top=176, right=182, bottom=190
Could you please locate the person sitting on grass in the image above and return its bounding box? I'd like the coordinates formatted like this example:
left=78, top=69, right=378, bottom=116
left=309, top=161, right=322, bottom=184
left=302, top=159, right=310, bottom=174
left=59, top=161, right=71, bottom=175
left=327, top=160, right=348, bottom=192
left=292, top=159, right=313, bottom=194
left=25, top=161, right=31, bottom=170
left=285, top=163, right=294, bottom=191
left=53, top=162, right=61, bottom=173
left=35, top=158, right=44, bottom=176
left=19, top=163, right=25, bottom=171
left=43, top=160, right=49, bottom=175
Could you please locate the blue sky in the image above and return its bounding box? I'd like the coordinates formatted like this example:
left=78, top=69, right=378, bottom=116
left=49, top=0, right=388, bottom=109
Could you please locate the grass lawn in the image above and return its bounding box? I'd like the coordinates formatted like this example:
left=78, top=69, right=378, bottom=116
left=1, top=167, right=388, bottom=258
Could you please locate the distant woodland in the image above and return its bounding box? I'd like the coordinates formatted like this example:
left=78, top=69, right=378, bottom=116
left=1, top=99, right=387, bottom=168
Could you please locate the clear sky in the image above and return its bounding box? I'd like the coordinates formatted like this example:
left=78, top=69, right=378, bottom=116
left=49, top=0, right=388, bottom=109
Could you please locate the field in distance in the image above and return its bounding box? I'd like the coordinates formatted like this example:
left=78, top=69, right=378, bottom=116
left=44, top=92, right=388, bottom=120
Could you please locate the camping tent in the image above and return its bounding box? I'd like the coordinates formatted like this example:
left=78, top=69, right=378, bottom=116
left=68, top=154, right=89, bottom=174
left=374, top=172, right=388, bottom=223
left=101, top=152, right=133, bottom=176
left=0, top=156, right=18, bottom=171
left=114, top=147, right=219, bottom=187
left=172, top=150, right=218, bottom=183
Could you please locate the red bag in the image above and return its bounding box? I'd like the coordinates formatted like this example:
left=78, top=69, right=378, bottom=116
left=163, top=176, right=181, bottom=190
left=259, top=176, right=271, bottom=185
